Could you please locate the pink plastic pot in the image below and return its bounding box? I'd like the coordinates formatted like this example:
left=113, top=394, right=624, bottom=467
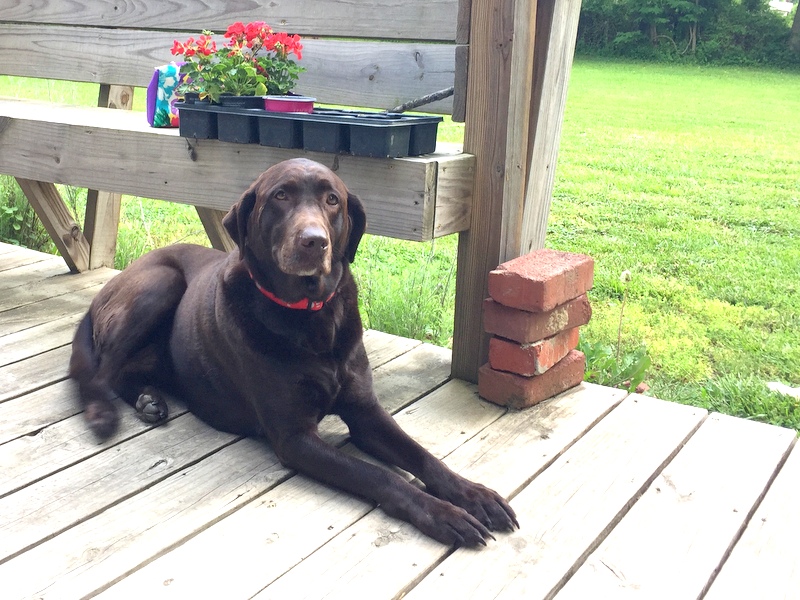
left=263, top=95, right=315, bottom=113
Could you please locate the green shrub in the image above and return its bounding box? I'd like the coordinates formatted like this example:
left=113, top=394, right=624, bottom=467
left=0, top=176, right=56, bottom=253
left=580, top=338, right=652, bottom=393
left=577, top=0, right=800, bottom=68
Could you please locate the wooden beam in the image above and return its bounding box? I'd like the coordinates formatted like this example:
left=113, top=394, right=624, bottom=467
left=196, top=208, right=236, bottom=253
left=84, top=84, right=132, bottom=269
left=451, top=0, right=579, bottom=381
left=0, top=0, right=459, bottom=41
left=452, top=45, right=469, bottom=122
left=518, top=0, right=582, bottom=254
left=450, top=0, right=519, bottom=381
left=0, top=26, right=456, bottom=113
left=0, top=100, right=474, bottom=242
left=500, top=0, right=538, bottom=261
left=14, top=178, right=89, bottom=272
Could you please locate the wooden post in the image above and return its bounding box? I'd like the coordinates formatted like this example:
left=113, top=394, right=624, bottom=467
left=517, top=0, right=582, bottom=254
left=451, top=0, right=581, bottom=382
left=84, top=84, right=132, bottom=269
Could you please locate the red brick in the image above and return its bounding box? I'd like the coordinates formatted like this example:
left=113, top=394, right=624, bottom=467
left=478, top=350, right=586, bottom=409
left=489, top=327, right=580, bottom=376
left=483, top=294, right=592, bottom=344
left=488, top=249, right=594, bottom=312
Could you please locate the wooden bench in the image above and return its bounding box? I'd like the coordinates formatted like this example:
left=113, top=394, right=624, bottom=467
left=0, top=0, right=582, bottom=381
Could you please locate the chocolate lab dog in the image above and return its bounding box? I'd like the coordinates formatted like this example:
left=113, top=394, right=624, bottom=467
left=69, top=158, right=517, bottom=546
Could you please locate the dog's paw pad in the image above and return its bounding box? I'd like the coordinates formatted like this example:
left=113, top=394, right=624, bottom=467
left=135, top=389, right=169, bottom=424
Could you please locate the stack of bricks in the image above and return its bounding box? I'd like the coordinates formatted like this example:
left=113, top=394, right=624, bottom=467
left=478, top=248, right=594, bottom=410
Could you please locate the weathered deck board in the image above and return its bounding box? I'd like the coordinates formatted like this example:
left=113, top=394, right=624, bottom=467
left=255, top=383, right=627, bottom=600
left=0, top=255, right=67, bottom=290
left=555, top=413, right=796, bottom=599
left=94, top=380, right=507, bottom=599
left=0, top=283, right=107, bottom=337
left=705, top=441, right=800, bottom=600
left=0, top=266, right=113, bottom=312
left=0, top=312, right=85, bottom=368
left=0, top=413, right=237, bottom=564
left=403, top=396, right=707, bottom=600
left=0, top=346, right=73, bottom=403
left=0, top=380, right=80, bottom=445
left=1, top=241, right=799, bottom=599
left=0, top=247, right=54, bottom=272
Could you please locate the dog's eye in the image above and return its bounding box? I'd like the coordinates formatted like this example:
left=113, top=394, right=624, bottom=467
left=327, top=193, right=339, bottom=206
left=274, top=190, right=287, bottom=201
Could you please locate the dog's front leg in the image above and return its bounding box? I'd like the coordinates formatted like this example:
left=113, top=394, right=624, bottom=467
left=337, top=402, right=518, bottom=534
left=274, top=429, right=495, bottom=547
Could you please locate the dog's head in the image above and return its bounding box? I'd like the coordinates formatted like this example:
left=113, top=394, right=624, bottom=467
left=223, top=159, right=367, bottom=281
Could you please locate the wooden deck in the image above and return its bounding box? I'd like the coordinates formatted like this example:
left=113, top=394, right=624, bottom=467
left=1, top=241, right=798, bottom=600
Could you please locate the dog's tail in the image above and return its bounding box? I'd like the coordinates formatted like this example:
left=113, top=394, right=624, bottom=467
left=69, top=312, right=119, bottom=439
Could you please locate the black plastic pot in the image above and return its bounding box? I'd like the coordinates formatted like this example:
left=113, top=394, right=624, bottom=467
left=348, top=124, right=411, bottom=158
left=177, top=102, right=218, bottom=139
left=216, top=110, right=258, bottom=144
left=302, top=120, right=349, bottom=154
left=258, top=115, right=303, bottom=149
left=176, top=104, right=443, bottom=156
left=408, top=122, right=440, bottom=156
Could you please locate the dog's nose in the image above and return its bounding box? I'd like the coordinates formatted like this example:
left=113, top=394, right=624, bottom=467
left=298, top=227, right=329, bottom=250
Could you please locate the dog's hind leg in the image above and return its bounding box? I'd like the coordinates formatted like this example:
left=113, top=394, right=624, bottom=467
left=70, top=263, right=186, bottom=439
left=70, top=312, right=120, bottom=438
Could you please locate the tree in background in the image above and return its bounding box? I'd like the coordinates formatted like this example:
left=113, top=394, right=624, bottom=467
left=577, top=0, right=799, bottom=66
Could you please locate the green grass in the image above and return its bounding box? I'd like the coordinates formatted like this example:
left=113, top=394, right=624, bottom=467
left=547, top=59, right=800, bottom=428
left=2, top=63, right=799, bottom=430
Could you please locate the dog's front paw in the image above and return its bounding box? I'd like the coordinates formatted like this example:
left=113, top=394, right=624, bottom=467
left=135, top=388, right=169, bottom=424
left=432, top=478, right=519, bottom=533
left=409, top=495, right=494, bottom=548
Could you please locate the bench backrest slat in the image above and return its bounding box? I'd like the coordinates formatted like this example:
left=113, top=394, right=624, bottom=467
left=0, top=25, right=455, bottom=113
left=0, top=0, right=458, bottom=41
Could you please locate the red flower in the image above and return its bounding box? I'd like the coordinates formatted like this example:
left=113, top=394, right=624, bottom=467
left=245, top=21, right=269, bottom=42
left=172, top=21, right=304, bottom=100
left=196, top=34, right=217, bottom=56
left=224, top=22, right=245, bottom=39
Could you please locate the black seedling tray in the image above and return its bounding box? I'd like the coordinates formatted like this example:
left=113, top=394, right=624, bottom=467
left=176, top=103, right=442, bottom=157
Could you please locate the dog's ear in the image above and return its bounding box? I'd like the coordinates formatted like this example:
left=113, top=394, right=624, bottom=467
left=223, top=188, right=257, bottom=260
left=345, top=192, right=367, bottom=263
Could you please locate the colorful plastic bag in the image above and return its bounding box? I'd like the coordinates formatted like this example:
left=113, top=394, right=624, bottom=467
left=146, top=63, right=183, bottom=127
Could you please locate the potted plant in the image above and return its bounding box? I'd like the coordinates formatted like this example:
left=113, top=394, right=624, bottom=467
left=171, top=22, right=308, bottom=106
left=172, top=22, right=312, bottom=142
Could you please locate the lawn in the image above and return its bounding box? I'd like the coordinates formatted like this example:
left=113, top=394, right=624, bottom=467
left=549, top=59, right=800, bottom=427
left=1, top=60, right=799, bottom=429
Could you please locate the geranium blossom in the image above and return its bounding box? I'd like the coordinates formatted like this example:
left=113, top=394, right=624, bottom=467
left=171, top=22, right=305, bottom=100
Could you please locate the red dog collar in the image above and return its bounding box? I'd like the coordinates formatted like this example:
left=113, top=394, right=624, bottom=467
left=249, top=271, right=334, bottom=311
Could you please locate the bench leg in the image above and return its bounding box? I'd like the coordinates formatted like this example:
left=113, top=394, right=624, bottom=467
left=84, top=190, right=122, bottom=268
left=80, top=84, right=132, bottom=269
left=196, top=207, right=236, bottom=253
left=15, top=178, right=90, bottom=272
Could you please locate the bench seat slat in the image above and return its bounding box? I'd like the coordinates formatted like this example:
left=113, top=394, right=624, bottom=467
left=0, top=0, right=458, bottom=41
left=0, top=25, right=455, bottom=114
left=0, top=99, right=472, bottom=241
